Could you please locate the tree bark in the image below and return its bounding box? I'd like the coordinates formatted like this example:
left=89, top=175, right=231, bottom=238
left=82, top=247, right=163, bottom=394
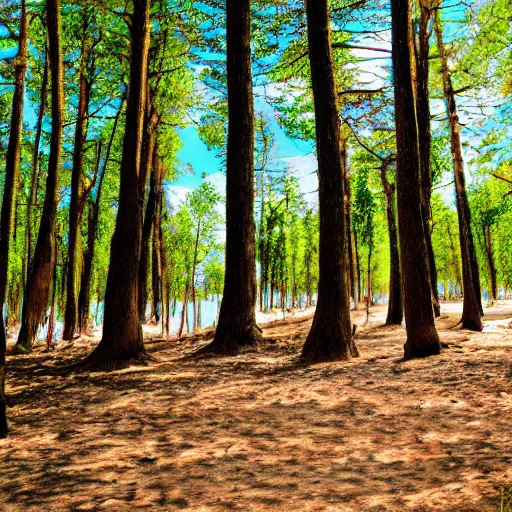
left=391, top=0, right=441, bottom=359
left=301, top=0, right=357, bottom=362
left=0, top=0, right=27, bottom=437
left=415, top=1, right=441, bottom=318
left=15, top=0, right=63, bottom=354
left=434, top=15, right=483, bottom=330
left=86, top=0, right=150, bottom=367
left=380, top=159, right=403, bottom=325
left=204, top=0, right=261, bottom=354
left=63, top=28, right=92, bottom=340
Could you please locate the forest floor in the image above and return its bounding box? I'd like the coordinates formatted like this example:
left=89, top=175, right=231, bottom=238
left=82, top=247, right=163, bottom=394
left=1, top=301, right=512, bottom=512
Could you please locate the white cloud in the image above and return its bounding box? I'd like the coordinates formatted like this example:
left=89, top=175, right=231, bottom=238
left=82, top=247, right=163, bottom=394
left=280, top=154, right=319, bottom=205
left=164, top=185, right=190, bottom=214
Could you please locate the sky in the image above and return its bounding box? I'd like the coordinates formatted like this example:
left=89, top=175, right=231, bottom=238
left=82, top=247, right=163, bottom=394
left=168, top=95, right=317, bottom=210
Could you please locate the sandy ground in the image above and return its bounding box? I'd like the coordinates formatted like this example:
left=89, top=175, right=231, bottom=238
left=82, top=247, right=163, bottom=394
left=1, top=301, right=512, bottom=511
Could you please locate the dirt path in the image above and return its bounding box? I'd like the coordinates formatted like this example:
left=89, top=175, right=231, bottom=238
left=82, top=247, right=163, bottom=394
left=1, top=302, right=511, bottom=511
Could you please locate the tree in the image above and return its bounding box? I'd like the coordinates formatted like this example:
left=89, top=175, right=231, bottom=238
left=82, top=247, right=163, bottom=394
left=434, top=13, right=483, bottom=331
left=391, top=0, right=441, bottom=359
left=187, top=182, right=222, bottom=331
left=379, top=157, right=403, bottom=325
left=15, top=0, right=64, bottom=354
left=78, top=105, right=123, bottom=333
left=63, top=9, right=102, bottom=340
left=86, top=0, right=150, bottom=367
left=353, top=165, right=377, bottom=323
left=415, top=0, right=441, bottom=318
left=300, top=0, right=357, bottom=362
left=202, top=0, right=262, bottom=354
left=0, top=0, right=27, bottom=438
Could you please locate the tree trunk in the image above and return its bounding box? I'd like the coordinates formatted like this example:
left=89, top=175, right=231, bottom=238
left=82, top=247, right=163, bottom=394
left=301, top=0, right=357, bottom=362
left=380, top=160, right=403, bottom=325
left=391, top=0, right=441, bottom=359
left=15, top=0, right=63, bottom=354
left=152, top=190, right=163, bottom=323
left=484, top=226, right=497, bottom=301
left=46, top=261, right=57, bottom=350
left=86, top=0, right=150, bottom=367
left=138, top=154, right=160, bottom=323
left=258, top=172, right=266, bottom=312
left=191, top=216, right=201, bottom=332
left=63, top=30, right=92, bottom=340
left=205, top=0, right=261, bottom=354
left=354, top=230, right=361, bottom=308
left=177, top=282, right=189, bottom=340
left=415, top=1, right=440, bottom=318
left=434, top=16, right=483, bottom=330
left=341, top=136, right=356, bottom=304
left=78, top=106, right=122, bottom=333
left=26, top=51, right=48, bottom=281
left=0, top=0, right=27, bottom=437
left=365, top=247, right=373, bottom=323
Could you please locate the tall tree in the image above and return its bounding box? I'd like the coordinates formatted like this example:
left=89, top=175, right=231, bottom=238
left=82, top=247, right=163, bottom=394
left=15, top=0, right=64, bottom=354
left=87, top=0, right=150, bottom=367
left=0, top=0, right=27, bottom=437
left=415, top=0, right=441, bottom=317
left=138, top=153, right=161, bottom=323
left=341, top=135, right=357, bottom=305
left=63, top=11, right=98, bottom=340
left=434, top=14, right=483, bottom=331
left=380, top=157, right=403, bottom=325
left=26, top=51, right=48, bottom=279
left=202, top=0, right=262, bottom=354
left=300, top=0, right=358, bottom=362
left=78, top=105, right=122, bottom=333
left=391, top=0, right=441, bottom=358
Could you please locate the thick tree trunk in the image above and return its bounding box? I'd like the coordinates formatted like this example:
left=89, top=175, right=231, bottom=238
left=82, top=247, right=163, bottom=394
left=391, top=0, right=441, bottom=359
left=380, top=160, right=403, bottom=325
left=63, top=36, right=92, bottom=340
left=15, top=0, right=63, bottom=354
left=0, top=0, right=27, bottom=437
left=434, top=16, right=483, bottom=330
left=415, top=1, right=440, bottom=318
left=86, top=0, right=150, bottom=367
left=204, top=0, right=261, bottom=354
left=301, top=0, right=357, bottom=362
left=78, top=107, right=121, bottom=333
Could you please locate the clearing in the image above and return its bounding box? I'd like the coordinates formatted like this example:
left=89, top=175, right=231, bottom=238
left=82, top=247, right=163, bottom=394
left=1, top=301, right=511, bottom=511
